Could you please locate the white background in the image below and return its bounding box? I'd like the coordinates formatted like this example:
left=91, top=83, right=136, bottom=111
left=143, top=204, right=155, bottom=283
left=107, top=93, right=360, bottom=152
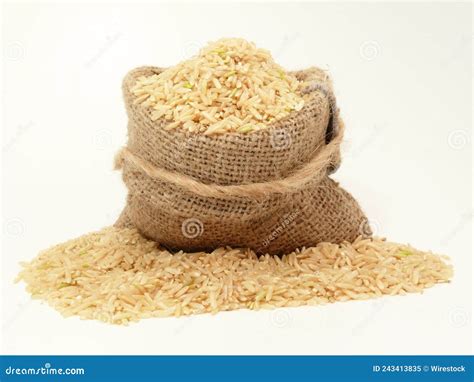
left=1, top=1, right=472, bottom=355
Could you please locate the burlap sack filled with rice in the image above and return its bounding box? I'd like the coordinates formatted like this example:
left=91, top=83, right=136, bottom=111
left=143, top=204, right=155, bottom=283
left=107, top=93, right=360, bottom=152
left=115, top=38, right=370, bottom=255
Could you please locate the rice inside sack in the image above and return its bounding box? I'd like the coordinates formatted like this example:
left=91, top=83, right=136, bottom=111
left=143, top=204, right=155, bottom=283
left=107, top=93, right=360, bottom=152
left=115, top=38, right=370, bottom=255
left=131, top=38, right=306, bottom=135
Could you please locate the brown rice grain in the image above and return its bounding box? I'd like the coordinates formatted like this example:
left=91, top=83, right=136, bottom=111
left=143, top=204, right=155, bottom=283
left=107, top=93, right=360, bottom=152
left=16, top=227, right=453, bottom=325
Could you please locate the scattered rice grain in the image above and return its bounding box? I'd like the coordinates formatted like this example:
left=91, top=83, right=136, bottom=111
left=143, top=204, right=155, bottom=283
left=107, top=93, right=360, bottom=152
left=16, top=227, right=453, bottom=325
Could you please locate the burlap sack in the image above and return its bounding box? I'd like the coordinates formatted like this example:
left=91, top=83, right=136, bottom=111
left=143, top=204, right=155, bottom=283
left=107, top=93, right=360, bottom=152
left=115, top=66, right=370, bottom=255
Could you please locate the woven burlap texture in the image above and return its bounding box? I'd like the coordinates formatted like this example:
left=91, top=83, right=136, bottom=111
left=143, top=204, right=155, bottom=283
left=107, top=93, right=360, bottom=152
left=115, top=66, right=370, bottom=255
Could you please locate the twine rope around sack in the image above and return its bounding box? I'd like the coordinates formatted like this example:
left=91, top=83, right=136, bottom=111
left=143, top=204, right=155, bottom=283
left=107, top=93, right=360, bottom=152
left=114, top=82, right=344, bottom=199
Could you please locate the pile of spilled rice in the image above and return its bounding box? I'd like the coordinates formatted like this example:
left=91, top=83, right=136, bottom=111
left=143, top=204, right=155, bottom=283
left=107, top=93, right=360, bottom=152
left=17, top=38, right=453, bottom=325
left=18, top=228, right=452, bottom=325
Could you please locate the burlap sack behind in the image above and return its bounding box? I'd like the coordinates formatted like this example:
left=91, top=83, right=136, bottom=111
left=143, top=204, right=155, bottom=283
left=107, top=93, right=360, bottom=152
left=115, top=66, right=370, bottom=255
